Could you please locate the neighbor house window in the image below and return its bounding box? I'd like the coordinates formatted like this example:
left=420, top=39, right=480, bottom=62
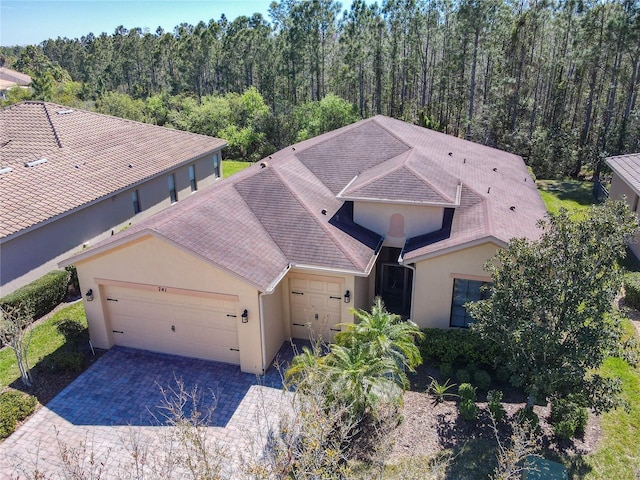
left=189, top=164, right=197, bottom=192
left=213, top=153, right=220, bottom=178
left=132, top=189, right=141, bottom=214
left=168, top=174, right=178, bottom=203
left=450, top=278, right=490, bottom=328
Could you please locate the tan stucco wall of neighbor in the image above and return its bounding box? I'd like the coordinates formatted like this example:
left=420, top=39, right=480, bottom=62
left=609, top=173, right=640, bottom=259
left=411, top=242, right=498, bottom=329
left=354, top=275, right=373, bottom=312
left=75, top=234, right=263, bottom=374
left=0, top=150, right=223, bottom=296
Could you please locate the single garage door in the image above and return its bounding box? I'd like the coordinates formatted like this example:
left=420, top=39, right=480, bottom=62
left=104, top=285, right=240, bottom=364
left=290, top=275, right=343, bottom=341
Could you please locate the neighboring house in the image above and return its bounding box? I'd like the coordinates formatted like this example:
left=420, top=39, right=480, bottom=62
left=61, top=116, right=546, bottom=375
left=0, top=101, right=226, bottom=295
left=606, top=153, right=640, bottom=259
left=0, top=67, right=31, bottom=98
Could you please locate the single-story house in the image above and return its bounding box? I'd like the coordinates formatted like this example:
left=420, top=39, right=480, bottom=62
left=606, top=153, right=640, bottom=259
left=0, top=67, right=31, bottom=98
left=61, top=116, right=547, bottom=375
left=0, top=101, right=226, bottom=295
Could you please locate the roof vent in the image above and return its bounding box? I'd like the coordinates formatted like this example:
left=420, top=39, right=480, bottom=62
left=25, top=158, right=47, bottom=167
left=510, top=205, right=516, bottom=211
left=57, top=109, right=74, bottom=115
left=487, top=187, right=491, bottom=194
left=292, top=147, right=296, bottom=151
left=492, top=167, right=498, bottom=172
left=260, top=161, right=269, bottom=169
left=448, top=152, right=453, bottom=156
left=463, top=158, right=466, bottom=164
left=321, top=209, right=327, bottom=215
left=128, top=164, right=133, bottom=168
left=0, top=167, right=13, bottom=175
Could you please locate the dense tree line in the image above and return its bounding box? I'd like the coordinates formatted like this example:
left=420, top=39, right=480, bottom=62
left=2, top=0, right=639, bottom=177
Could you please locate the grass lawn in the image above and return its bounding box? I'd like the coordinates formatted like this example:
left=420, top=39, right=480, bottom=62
left=0, top=302, right=86, bottom=389
left=222, top=160, right=252, bottom=177
left=536, top=179, right=596, bottom=216
left=538, top=180, right=640, bottom=479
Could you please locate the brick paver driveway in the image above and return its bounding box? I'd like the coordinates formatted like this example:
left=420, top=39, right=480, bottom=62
left=0, top=345, right=302, bottom=479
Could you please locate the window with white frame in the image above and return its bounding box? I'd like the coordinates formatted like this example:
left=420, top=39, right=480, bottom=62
left=168, top=174, right=178, bottom=203
left=450, top=278, right=491, bottom=328
left=189, top=164, right=197, bottom=192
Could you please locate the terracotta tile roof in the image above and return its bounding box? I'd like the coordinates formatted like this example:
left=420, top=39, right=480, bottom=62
left=67, top=115, right=545, bottom=291
left=606, top=153, right=640, bottom=194
left=0, top=101, right=226, bottom=239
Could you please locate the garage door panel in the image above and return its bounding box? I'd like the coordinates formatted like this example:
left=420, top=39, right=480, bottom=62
left=104, top=285, right=240, bottom=364
left=290, top=275, right=343, bottom=341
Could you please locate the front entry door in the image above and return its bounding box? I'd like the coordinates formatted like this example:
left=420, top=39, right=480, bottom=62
left=379, top=263, right=413, bottom=318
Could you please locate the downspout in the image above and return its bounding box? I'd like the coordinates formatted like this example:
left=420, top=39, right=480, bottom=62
left=259, top=263, right=292, bottom=374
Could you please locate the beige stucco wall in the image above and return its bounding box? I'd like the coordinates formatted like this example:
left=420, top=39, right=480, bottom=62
left=411, top=242, right=498, bottom=329
left=353, top=274, right=373, bottom=312
left=1, top=150, right=223, bottom=296
left=609, top=173, right=640, bottom=259
left=75, top=234, right=263, bottom=374
left=353, top=202, right=444, bottom=248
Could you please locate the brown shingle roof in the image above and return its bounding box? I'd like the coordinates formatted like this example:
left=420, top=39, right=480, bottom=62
left=66, top=115, right=545, bottom=291
left=0, top=67, right=32, bottom=90
left=0, top=101, right=226, bottom=239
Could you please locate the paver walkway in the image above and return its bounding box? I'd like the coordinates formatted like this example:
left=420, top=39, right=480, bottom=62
left=0, top=343, right=307, bottom=479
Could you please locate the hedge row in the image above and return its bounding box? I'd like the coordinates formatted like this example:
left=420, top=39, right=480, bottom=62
left=0, top=390, right=37, bottom=439
left=0, top=269, right=70, bottom=320
left=420, top=327, right=505, bottom=369
left=624, top=272, right=640, bottom=311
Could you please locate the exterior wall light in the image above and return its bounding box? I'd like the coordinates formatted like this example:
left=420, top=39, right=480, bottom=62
left=85, top=288, right=93, bottom=302
left=241, top=309, right=248, bottom=323
left=344, top=290, right=351, bottom=304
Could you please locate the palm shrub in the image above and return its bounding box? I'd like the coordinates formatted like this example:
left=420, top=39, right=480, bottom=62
left=335, top=297, right=424, bottom=377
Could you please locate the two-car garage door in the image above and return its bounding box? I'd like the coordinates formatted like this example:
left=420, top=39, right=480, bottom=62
left=103, top=284, right=240, bottom=364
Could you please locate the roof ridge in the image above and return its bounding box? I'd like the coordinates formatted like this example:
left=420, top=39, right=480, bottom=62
left=405, top=157, right=457, bottom=203
left=42, top=103, right=63, bottom=148
left=269, top=164, right=365, bottom=271
left=370, top=116, right=413, bottom=150
left=232, top=171, right=289, bottom=261
left=341, top=150, right=411, bottom=193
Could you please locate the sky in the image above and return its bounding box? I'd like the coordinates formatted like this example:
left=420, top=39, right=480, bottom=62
left=1, top=1, right=279, bottom=47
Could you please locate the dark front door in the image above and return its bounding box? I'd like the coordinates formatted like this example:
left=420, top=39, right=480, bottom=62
left=379, top=263, right=413, bottom=317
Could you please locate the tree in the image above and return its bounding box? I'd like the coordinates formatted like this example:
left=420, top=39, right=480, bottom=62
left=467, top=201, right=639, bottom=412
left=0, top=304, right=35, bottom=387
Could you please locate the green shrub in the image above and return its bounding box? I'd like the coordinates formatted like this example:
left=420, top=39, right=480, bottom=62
left=0, top=270, right=70, bottom=319
left=473, top=369, right=492, bottom=391
left=439, top=363, right=453, bottom=379
left=0, top=390, right=37, bottom=439
left=495, top=365, right=511, bottom=383
left=514, top=406, right=540, bottom=433
left=459, top=399, right=479, bottom=421
left=420, top=327, right=505, bottom=368
left=487, top=390, right=506, bottom=422
left=44, top=351, right=84, bottom=373
left=456, top=368, right=471, bottom=384
left=549, top=396, right=589, bottom=440
left=624, top=272, right=640, bottom=310
left=65, top=265, right=80, bottom=295
left=458, top=383, right=476, bottom=402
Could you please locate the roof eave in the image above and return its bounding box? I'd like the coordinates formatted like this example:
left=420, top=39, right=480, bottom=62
left=400, top=236, right=508, bottom=265
left=335, top=194, right=459, bottom=208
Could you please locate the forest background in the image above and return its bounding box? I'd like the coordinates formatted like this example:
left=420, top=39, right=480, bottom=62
left=2, top=0, right=639, bottom=180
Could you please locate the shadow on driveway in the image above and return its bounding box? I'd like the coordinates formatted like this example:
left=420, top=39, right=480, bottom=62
left=45, top=343, right=302, bottom=427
